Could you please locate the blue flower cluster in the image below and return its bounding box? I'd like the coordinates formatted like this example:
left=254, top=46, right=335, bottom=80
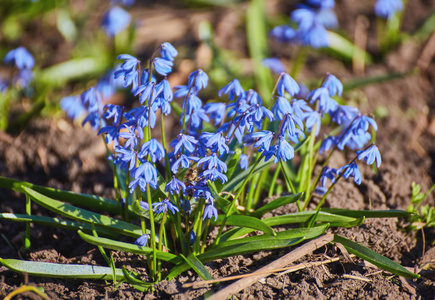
left=2, top=46, right=35, bottom=91
left=270, top=0, right=338, bottom=48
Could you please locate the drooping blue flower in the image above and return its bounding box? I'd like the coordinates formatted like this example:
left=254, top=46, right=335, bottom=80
left=190, top=230, right=196, bottom=244
left=350, top=115, right=378, bottom=135
left=198, top=154, right=227, bottom=173
left=262, top=58, right=286, bottom=74
left=4, top=47, right=34, bottom=70
left=98, top=125, right=120, bottom=147
left=319, top=135, right=337, bottom=154
left=304, top=111, right=321, bottom=136
left=239, top=154, right=249, bottom=170
left=375, top=0, right=403, bottom=19
left=115, top=54, right=139, bottom=89
left=153, top=57, right=173, bottom=76
left=60, top=96, right=85, bottom=120
left=250, top=130, right=275, bottom=152
left=203, top=202, right=218, bottom=221
left=182, top=198, right=191, bottom=215
left=356, top=144, right=382, bottom=168
left=331, top=106, right=359, bottom=126
left=101, top=6, right=131, bottom=37
left=277, top=73, right=300, bottom=97
left=160, top=42, right=178, bottom=61
left=114, top=145, right=137, bottom=171
left=319, top=167, right=337, bottom=186
left=307, top=87, right=338, bottom=115
left=171, top=154, right=191, bottom=173
left=165, top=176, right=186, bottom=195
left=82, top=112, right=102, bottom=131
left=170, top=133, right=198, bottom=155
left=337, top=162, right=361, bottom=185
left=192, top=177, right=214, bottom=202
left=188, top=69, right=208, bottom=92
left=153, top=199, right=179, bottom=215
left=138, top=139, right=165, bottom=162
left=273, top=136, right=295, bottom=163
left=173, top=85, right=189, bottom=98
left=139, top=201, right=149, bottom=211
left=321, top=73, right=343, bottom=97
left=134, top=234, right=150, bottom=246
left=134, top=81, right=156, bottom=104
left=272, top=97, right=292, bottom=121
left=131, top=161, right=158, bottom=184
left=200, top=132, right=229, bottom=154
left=201, top=167, right=228, bottom=184
left=270, top=25, right=297, bottom=43
left=204, top=102, right=227, bottom=126
left=219, top=79, right=244, bottom=100
left=280, top=113, right=304, bottom=137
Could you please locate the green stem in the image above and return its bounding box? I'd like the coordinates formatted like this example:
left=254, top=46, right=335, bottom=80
left=146, top=185, right=157, bottom=281
left=160, top=113, right=171, bottom=180
left=25, top=195, right=31, bottom=249
left=158, top=212, right=167, bottom=276
left=200, top=219, right=210, bottom=254
left=290, top=47, right=308, bottom=80
left=269, top=164, right=281, bottom=197
left=215, top=155, right=264, bottom=245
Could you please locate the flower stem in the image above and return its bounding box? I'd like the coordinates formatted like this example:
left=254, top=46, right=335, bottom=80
left=25, top=195, right=31, bottom=249
left=146, top=184, right=157, bottom=281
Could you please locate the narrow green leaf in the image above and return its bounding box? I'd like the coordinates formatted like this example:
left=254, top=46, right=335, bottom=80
left=167, top=237, right=304, bottom=280
left=222, top=159, right=273, bottom=192
left=22, top=187, right=142, bottom=238
left=180, top=253, right=213, bottom=281
left=0, top=213, right=118, bottom=239
left=251, top=193, right=302, bottom=218
left=322, top=208, right=412, bottom=218
left=211, top=215, right=276, bottom=236
left=326, top=31, right=372, bottom=64
left=208, top=181, right=237, bottom=215
left=342, top=69, right=417, bottom=92
left=0, top=176, right=121, bottom=214
left=0, top=258, right=124, bottom=280
left=225, top=148, right=242, bottom=183
left=333, top=234, right=420, bottom=279
left=121, top=266, right=153, bottom=287
left=77, top=230, right=181, bottom=264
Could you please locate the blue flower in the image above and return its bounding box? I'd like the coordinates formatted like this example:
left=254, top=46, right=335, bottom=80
left=82, top=112, right=102, bottom=131
left=103, top=104, right=123, bottom=125
left=193, top=177, right=214, bottom=202
left=351, top=115, right=378, bottom=135
left=277, top=73, right=300, bottom=97
left=307, top=87, right=338, bottom=115
left=171, top=154, right=191, bottom=173
left=319, top=167, right=337, bottom=186
left=198, top=154, right=227, bottom=173
left=170, top=133, right=198, bottom=155
left=239, top=154, right=249, bottom=170
left=321, top=73, right=342, bottom=97
left=119, top=125, right=138, bottom=149
left=291, top=99, right=312, bottom=119
left=131, top=162, right=158, bottom=187
left=375, top=0, right=403, bottom=19
left=134, top=82, right=156, bottom=104
left=204, top=102, right=227, bottom=126
left=160, top=42, right=178, bottom=61
left=14, top=68, right=33, bottom=88
left=270, top=25, right=297, bottom=43
left=274, top=136, right=295, bottom=163
left=165, top=176, right=186, bottom=195
left=203, top=202, right=218, bottom=221
left=115, top=145, right=137, bottom=170
left=139, top=139, right=165, bottom=162
left=101, top=6, right=131, bottom=37
left=98, top=125, right=120, bottom=146
left=250, top=131, right=275, bottom=152
left=4, top=47, right=34, bottom=69
left=337, top=162, right=361, bottom=185
left=262, top=58, right=286, bottom=74
left=134, top=234, right=150, bottom=247
left=319, top=136, right=337, bottom=154
left=272, top=97, right=292, bottom=121
left=219, top=79, right=244, bottom=100
left=182, top=198, right=191, bottom=215
left=153, top=58, right=173, bottom=76
left=307, top=0, right=335, bottom=9
left=60, top=96, right=85, bottom=120
left=200, top=132, right=229, bottom=154
left=190, top=230, right=196, bottom=244
left=188, top=69, right=208, bottom=91
left=331, top=106, right=358, bottom=126
left=201, top=168, right=228, bottom=184
left=153, top=199, right=179, bottom=214
left=356, top=144, right=381, bottom=168
left=243, top=89, right=262, bottom=105
left=304, top=111, right=321, bottom=136
left=280, top=113, right=304, bottom=137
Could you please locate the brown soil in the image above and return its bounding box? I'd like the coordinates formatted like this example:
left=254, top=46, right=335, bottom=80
left=1, top=0, right=435, bottom=299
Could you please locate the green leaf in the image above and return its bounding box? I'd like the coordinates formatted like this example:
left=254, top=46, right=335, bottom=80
left=219, top=211, right=357, bottom=241
left=342, top=69, right=417, bottom=92
left=167, top=236, right=305, bottom=280
left=0, top=258, right=124, bottom=280
left=321, top=208, right=412, bottom=218
left=77, top=230, right=181, bottom=264
left=212, top=215, right=276, bottom=236
left=0, top=213, right=118, bottom=239
left=121, top=266, right=153, bottom=288
left=22, top=186, right=142, bottom=238
left=326, top=31, right=372, bottom=64
left=225, top=148, right=242, bottom=183
left=251, top=193, right=302, bottom=218
left=333, top=234, right=420, bottom=279
left=222, top=159, right=273, bottom=193
left=0, top=176, right=121, bottom=214
left=208, top=181, right=236, bottom=215
left=180, top=253, right=213, bottom=281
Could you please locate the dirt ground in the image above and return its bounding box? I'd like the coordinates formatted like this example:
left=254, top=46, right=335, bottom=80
left=1, top=0, right=435, bottom=299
